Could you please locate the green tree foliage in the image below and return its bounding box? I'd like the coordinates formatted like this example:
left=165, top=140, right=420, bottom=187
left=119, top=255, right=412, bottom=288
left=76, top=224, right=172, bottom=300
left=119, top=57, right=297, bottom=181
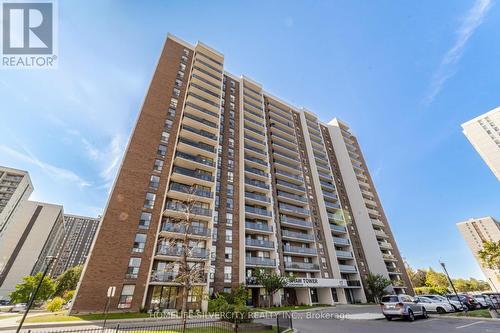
left=63, top=290, right=75, bottom=303
left=207, top=285, right=251, bottom=323
left=254, top=269, right=293, bottom=308
left=411, top=270, right=427, bottom=288
left=54, top=265, right=83, bottom=297
left=478, top=241, right=500, bottom=272
left=9, top=273, right=55, bottom=304
left=46, top=296, right=64, bottom=312
left=414, top=286, right=448, bottom=295
left=366, top=273, right=391, bottom=302
left=425, top=268, right=449, bottom=289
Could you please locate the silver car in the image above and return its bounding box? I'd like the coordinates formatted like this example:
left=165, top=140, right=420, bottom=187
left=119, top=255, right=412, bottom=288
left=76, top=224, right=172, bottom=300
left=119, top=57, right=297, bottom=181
left=380, top=294, right=428, bottom=321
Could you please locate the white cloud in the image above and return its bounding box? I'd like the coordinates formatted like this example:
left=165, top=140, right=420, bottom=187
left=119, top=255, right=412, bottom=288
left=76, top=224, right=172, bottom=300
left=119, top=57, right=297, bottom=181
left=0, top=144, right=91, bottom=188
left=424, top=0, right=492, bottom=105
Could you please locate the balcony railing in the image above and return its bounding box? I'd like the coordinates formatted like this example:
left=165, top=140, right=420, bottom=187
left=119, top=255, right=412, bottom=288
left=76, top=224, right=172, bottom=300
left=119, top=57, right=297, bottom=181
left=336, top=250, right=353, bottom=258
left=245, top=167, right=269, bottom=178
left=185, top=101, right=218, bottom=119
left=332, top=236, right=350, bottom=245
left=176, top=151, right=214, bottom=167
left=172, top=166, right=213, bottom=182
left=169, top=183, right=213, bottom=198
left=160, top=222, right=211, bottom=237
left=246, top=238, right=274, bottom=248
left=282, top=230, right=314, bottom=240
left=245, top=192, right=270, bottom=203
left=245, top=222, right=273, bottom=232
left=277, top=191, right=306, bottom=203
left=245, top=155, right=268, bottom=166
left=244, top=134, right=266, bottom=146
left=245, top=178, right=269, bottom=189
left=279, top=203, right=310, bottom=216
left=339, top=264, right=357, bottom=272
left=284, top=262, right=320, bottom=270
left=280, top=216, right=312, bottom=228
left=245, top=206, right=272, bottom=217
left=275, top=169, right=304, bottom=182
left=330, top=224, right=347, bottom=233
left=182, top=124, right=217, bottom=141
left=183, top=112, right=217, bottom=129
left=276, top=180, right=305, bottom=192
left=178, top=137, right=215, bottom=153
left=245, top=144, right=267, bottom=156
left=246, top=257, right=275, bottom=266
left=165, top=201, right=212, bottom=217
left=283, top=245, right=317, bottom=255
left=324, top=201, right=341, bottom=210
left=156, top=246, right=208, bottom=258
left=328, top=212, right=344, bottom=222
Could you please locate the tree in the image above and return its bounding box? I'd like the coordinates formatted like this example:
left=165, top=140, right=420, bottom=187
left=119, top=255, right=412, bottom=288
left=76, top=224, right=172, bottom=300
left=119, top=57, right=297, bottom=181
left=254, top=269, right=293, bottom=308
left=425, top=268, right=449, bottom=289
left=53, top=265, right=83, bottom=297
left=366, top=273, right=391, bottom=302
left=9, top=273, right=55, bottom=304
left=46, top=297, right=64, bottom=312
left=157, top=187, right=209, bottom=332
left=478, top=241, right=500, bottom=273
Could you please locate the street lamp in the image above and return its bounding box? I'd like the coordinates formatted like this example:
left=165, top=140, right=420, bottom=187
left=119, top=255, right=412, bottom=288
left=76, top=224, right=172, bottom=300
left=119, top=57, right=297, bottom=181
left=16, top=256, right=58, bottom=333
left=439, top=260, right=467, bottom=312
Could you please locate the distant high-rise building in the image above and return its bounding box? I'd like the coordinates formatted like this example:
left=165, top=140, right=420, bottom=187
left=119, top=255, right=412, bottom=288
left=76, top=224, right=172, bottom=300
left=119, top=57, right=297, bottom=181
left=457, top=217, right=500, bottom=292
left=51, top=214, right=100, bottom=277
left=462, top=107, right=500, bottom=180
left=0, top=201, right=64, bottom=299
left=72, top=34, right=411, bottom=314
left=0, top=166, right=33, bottom=237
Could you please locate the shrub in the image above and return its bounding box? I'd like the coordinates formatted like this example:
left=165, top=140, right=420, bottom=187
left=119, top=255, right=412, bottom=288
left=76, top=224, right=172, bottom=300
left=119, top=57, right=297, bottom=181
left=47, top=297, right=64, bottom=312
left=63, top=290, right=75, bottom=303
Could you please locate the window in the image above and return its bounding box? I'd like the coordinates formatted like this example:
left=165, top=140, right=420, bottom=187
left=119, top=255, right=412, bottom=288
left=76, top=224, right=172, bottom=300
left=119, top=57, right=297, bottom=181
left=187, top=286, right=202, bottom=303
left=211, top=245, right=216, bottom=260
left=139, top=212, right=151, bottom=229
left=150, top=175, right=160, bottom=190
left=228, top=138, right=234, bottom=148
left=144, top=192, right=156, bottom=209
left=183, top=48, right=189, bottom=56
left=132, top=234, right=147, bottom=253
left=170, top=98, right=178, bottom=109
left=118, top=285, right=135, bottom=309
left=181, top=55, right=188, bottom=63
left=175, top=79, right=182, bottom=87
left=228, top=149, right=234, bottom=158
left=225, top=230, right=232, bottom=243
left=209, top=265, right=215, bottom=282
left=227, top=172, right=234, bottom=183
left=224, top=266, right=232, bottom=282
left=173, top=88, right=180, bottom=97
left=213, top=215, right=218, bottom=225
left=167, top=108, right=176, bottom=119
left=179, top=63, right=186, bottom=71
left=157, top=144, right=167, bottom=157
left=165, top=119, right=173, bottom=130
left=225, top=247, right=232, bottom=262
left=153, top=159, right=163, bottom=172
left=212, top=227, right=217, bottom=241
left=126, top=258, right=141, bottom=279
left=227, top=198, right=233, bottom=210
left=177, top=71, right=184, bottom=79
left=226, top=213, right=233, bottom=226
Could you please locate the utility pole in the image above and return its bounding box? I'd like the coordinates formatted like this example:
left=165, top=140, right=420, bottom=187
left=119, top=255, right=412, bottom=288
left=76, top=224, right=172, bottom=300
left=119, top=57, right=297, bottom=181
left=16, top=256, right=57, bottom=333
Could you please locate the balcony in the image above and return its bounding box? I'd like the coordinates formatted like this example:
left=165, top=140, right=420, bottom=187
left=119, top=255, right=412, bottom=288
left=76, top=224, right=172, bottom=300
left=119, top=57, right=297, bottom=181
left=284, top=262, right=320, bottom=271
left=243, top=91, right=262, bottom=104
left=279, top=203, right=310, bottom=217
left=346, top=280, right=362, bottom=287
left=244, top=134, right=266, bottom=146
left=245, top=206, right=272, bottom=217
left=330, top=224, right=347, bottom=233
left=332, top=236, right=350, bottom=246
left=178, top=137, right=215, bottom=154
left=181, top=124, right=217, bottom=142
left=245, top=222, right=273, bottom=233
left=156, top=246, right=209, bottom=259
left=371, top=219, right=385, bottom=227
left=324, top=201, right=341, bottom=210
left=184, top=101, right=218, bottom=122
left=246, top=238, right=274, bottom=249
left=245, top=155, right=268, bottom=167
left=339, top=264, right=357, bottom=272
left=246, top=257, right=275, bottom=267
left=281, top=230, right=314, bottom=241
left=374, top=229, right=389, bottom=238
left=280, top=216, right=313, bottom=229
left=322, top=191, right=338, bottom=201
left=283, top=245, right=317, bottom=256
left=275, top=169, right=304, bottom=182
left=245, top=144, right=267, bottom=157
left=169, top=182, right=213, bottom=199
left=328, top=212, right=344, bottom=222
left=245, top=124, right=265, bottom=137
left=183, top=110, right=218, bottom=130
left=160, top=222, right=211, bottom=237
left=164, top=201, right=212, bottom=217
left=367, top=208, right=381, bottom=217
left=245, top=178, right=269, bottom=190
left=245, top=167, right=269, bottom=179
left=277, top=191, right=307, bottom=205
left=274, top=151, right=300, bottom=164
left=276, top=179, right=305, bottom=193
left=336, top=250, right=353, bottom=259
left=379, top=241, right=393, bottom=250
left=272, top=140, right=299, bottom=155
left=383, top=254, right=397, bottom=261
left=320, top=181, right=336, bottom=190
left=175, top=151, right=215, bottom=169
left=172, top=166, right=213, bottom=182
left=245, top=192, right=270, bottom=203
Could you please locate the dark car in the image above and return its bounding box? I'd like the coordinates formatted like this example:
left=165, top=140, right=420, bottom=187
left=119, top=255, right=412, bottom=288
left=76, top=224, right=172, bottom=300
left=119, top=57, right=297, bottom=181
left=0, top=299, right=10, bottom=306
left=447, top=294, right=480, bottom=310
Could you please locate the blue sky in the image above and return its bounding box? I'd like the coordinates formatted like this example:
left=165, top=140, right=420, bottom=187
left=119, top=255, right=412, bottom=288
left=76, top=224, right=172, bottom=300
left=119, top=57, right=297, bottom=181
left=1, top=0, right=499, bottom=280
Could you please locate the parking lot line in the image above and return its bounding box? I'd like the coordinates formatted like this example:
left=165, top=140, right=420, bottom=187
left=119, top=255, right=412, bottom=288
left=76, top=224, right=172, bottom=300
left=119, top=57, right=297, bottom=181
left=455, top=321, right=485, bottom=329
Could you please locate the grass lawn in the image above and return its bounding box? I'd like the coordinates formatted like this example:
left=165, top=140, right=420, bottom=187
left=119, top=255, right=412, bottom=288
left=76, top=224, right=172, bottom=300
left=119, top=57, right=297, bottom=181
left=0, top=314, right=21, bottom=320
left=253, top=304, right=329, bottom=312
left=24, top=311, right=151, bottom=323
left=446, top=309, right=492, bottom=318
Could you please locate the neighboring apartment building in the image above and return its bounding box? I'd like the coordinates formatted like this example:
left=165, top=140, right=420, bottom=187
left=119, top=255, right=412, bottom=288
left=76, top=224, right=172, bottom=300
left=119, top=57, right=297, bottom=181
left=457, top=217, right=500, bottom=292
left=71, top=34, right=411, bottom=314
left=0, top=166, right=33, bottom=237
left=462, top=107, right=500, bottom=180
left=51, top=214, right=100, bottom=277
left=0, top=201, right=64, bottom=299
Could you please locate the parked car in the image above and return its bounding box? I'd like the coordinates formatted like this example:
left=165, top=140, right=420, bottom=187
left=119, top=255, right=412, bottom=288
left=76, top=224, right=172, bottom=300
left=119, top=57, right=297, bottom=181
left=380, top=294, right=428, bottom=321
left=472, top=295, right=491, bottom=309
left=447, top=294, right=480, bottom=310
left=482, top=293, right=500, bottom=310
left=420, top=294, right=466, bottom=311
left=415, top=296, right=454, bottom=314
left=9, top=303, right=27, bottom=312
left=0, top=299, right=10, bottom=306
